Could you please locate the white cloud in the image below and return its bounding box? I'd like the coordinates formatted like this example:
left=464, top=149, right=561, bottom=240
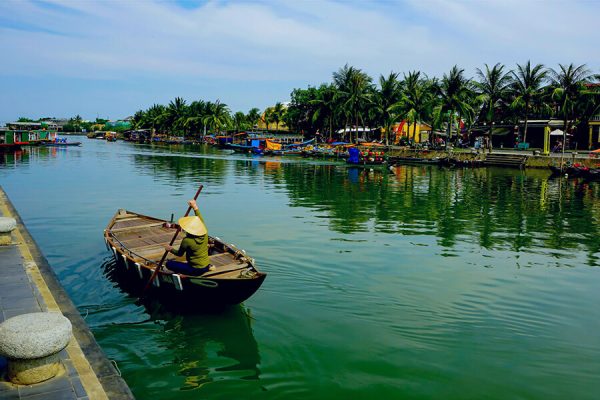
left=0, top=0, right=598, bottom=119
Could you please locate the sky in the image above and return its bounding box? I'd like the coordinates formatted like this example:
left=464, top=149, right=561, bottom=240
left=0, top=0, right=599, bottom=123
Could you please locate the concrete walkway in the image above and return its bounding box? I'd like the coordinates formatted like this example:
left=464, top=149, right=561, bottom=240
left=0, top=187, right=134, bottom=400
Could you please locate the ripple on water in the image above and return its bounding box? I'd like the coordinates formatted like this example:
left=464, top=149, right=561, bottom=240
left=2, top=142, right=600, bottom=399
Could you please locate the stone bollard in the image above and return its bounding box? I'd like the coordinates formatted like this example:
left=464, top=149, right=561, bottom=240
left=0, top=312, right=72, bottom=385
left=0, top=217, right=17, bottom=246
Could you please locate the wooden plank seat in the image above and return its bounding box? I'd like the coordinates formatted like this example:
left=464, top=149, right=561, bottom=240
left=119, top=233, right=182, bottom=249
left=124, top=240, right=184, bottom=254
left=210, top=252, right=237, bottom=266
left=113, top=227, right=178, bottom=241
left=111, top=217, right=150, bottom=230
left=110, top=222, right=165, bottom=233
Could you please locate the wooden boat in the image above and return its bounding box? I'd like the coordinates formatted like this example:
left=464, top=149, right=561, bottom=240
left=582, top=168, right=600, bottom=181
left=104, top=209, right=266, bottom=305
left=226, top=143, right=254, bottom=153
left=549, top=164, right=589, bottom=178
left=41, top=141, right=82, bottom=147
left=388, top=156, right=441, bottom=165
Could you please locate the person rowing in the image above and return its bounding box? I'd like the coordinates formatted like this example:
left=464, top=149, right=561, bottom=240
left=164, top=199, right=215, bottom=276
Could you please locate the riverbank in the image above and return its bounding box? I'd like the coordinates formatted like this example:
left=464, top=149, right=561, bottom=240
left=0, top=186, right=134, bottom=400
left=386, top=147, right=600, bottom=168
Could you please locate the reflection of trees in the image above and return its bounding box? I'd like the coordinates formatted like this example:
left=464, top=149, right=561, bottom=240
left=131, top=151, right=229, bottom=185
left=267, top=162, right=600, bottom=255
left=124, top=145, right=600, bottom=256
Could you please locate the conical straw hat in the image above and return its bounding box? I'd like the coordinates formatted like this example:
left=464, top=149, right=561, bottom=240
left=178, top=216, right=207, bottom=236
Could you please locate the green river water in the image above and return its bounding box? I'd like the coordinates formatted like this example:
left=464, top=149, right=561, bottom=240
left=1, top=138, right=599, bottom=399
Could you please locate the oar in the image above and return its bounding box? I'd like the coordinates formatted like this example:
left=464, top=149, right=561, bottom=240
left=142, top=184, right=203, bottom=295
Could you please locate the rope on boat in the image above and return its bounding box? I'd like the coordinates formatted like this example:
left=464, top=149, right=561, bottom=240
left=110, top=360, right=122, bottom=377
left=240, top=268, right=257, bottom=279
left=190, top=279, right=219, bottom=288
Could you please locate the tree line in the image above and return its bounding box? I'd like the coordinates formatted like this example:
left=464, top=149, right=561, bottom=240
left=130, top=99, right=288, bottom=136
left=56, top=62, right=595, bottom=146
left=285, top=62, right=599, bottom=145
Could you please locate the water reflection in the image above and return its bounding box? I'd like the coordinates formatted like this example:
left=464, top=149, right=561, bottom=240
left=114, top=146, right=600, bottom=258
left=4, top=143, right=600, bottom=260
left=99, top=259, right=261, bottom=394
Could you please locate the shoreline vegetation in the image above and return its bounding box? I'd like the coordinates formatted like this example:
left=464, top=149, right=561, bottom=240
left=12, top=63, right=600, bottom=167
left=126, top=62, right=600, bottom=150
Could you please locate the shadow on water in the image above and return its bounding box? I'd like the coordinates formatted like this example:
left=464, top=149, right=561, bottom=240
left=98, top=258, right=262, bottom=393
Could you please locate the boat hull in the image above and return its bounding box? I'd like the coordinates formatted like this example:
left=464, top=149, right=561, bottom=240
left=104, top=210, right=266, bottom=306
left=109, top=253, right=267, bottom=305
left=41, top=142, right=82, bottom=147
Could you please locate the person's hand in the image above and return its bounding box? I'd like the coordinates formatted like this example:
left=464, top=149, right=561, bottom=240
left=164, top=245, right=173, bottom=252
left=188, top=199, right=198, bottom=210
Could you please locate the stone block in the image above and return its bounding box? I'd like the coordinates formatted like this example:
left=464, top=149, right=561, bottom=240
left=0, top=312, right=72, bottom=385
left=0, top=218, right=16, bottom=246
left=0, top=218, right=16, bottom=233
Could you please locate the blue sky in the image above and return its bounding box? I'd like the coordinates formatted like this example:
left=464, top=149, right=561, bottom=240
left=0, top=0, right=598, bottom=123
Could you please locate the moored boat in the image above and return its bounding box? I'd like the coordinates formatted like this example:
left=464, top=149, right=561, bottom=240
left=41, top=140, right=82, bottom=147
left=104, top=209, right=266, bottom=306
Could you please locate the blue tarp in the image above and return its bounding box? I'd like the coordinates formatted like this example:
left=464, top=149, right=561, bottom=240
left=347, top=147, right=360, bottom=164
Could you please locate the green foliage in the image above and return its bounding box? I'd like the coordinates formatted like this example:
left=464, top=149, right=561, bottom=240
left=32, top=62, right=598, bottom=143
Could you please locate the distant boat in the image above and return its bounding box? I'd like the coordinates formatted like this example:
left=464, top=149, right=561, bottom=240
left=104, top=210, right=266, bottom=305
left=226, top=143, right=255, bottom=153
left=41, top=140, right=82, bottom=147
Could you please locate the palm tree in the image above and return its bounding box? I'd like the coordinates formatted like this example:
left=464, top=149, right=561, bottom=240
left=510, top=61, right=548, bottom=144
left=311, top=84, right=337, bottom=139
left=146, top=104, right=166, bottom=135
left=246, top=108, right=261, bottom=129
left=475, top=63, right=512, bottom=143
left=232, top=111, right=247, bottom=132
left=375, top=72, right=402, bottom=145
left=184, top=100, right=208, bottom=137
left=203, top=100, right=230, bottom=134
left=333, top=64, right=357, bottom=139
left=396, top=72, right=435, bottom=144
left=435, top=66, right=474, bottom=147
left=69, top=114, right=83, bottom=132
left=263, top=107, right=273, bottom=130
left=165, top=97, right=188, bottom=136
left=131, top=110, right=145, bottom=129
left=334, top=66, right=373, bottom=142
left=549, top=64, right=594, bottom=152
left=271, top=102, right=285, bottom=131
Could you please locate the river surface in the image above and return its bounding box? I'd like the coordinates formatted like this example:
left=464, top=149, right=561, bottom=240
left=1, top=138, right=599, bottom=399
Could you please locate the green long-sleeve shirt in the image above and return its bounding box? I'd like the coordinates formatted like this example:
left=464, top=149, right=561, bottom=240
left=170, top=209, right=210, bottom=268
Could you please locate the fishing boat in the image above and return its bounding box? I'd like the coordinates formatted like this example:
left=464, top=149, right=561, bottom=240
left=104, top=209, right=266, bottom=305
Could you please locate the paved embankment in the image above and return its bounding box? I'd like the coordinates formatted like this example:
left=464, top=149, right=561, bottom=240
left=0, top=186, right=134, bottom=400
left=386, top=147, right=600, bottom=168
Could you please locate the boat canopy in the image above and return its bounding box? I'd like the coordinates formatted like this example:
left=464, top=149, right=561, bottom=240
left=265, top=139, right=282, bottom=151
